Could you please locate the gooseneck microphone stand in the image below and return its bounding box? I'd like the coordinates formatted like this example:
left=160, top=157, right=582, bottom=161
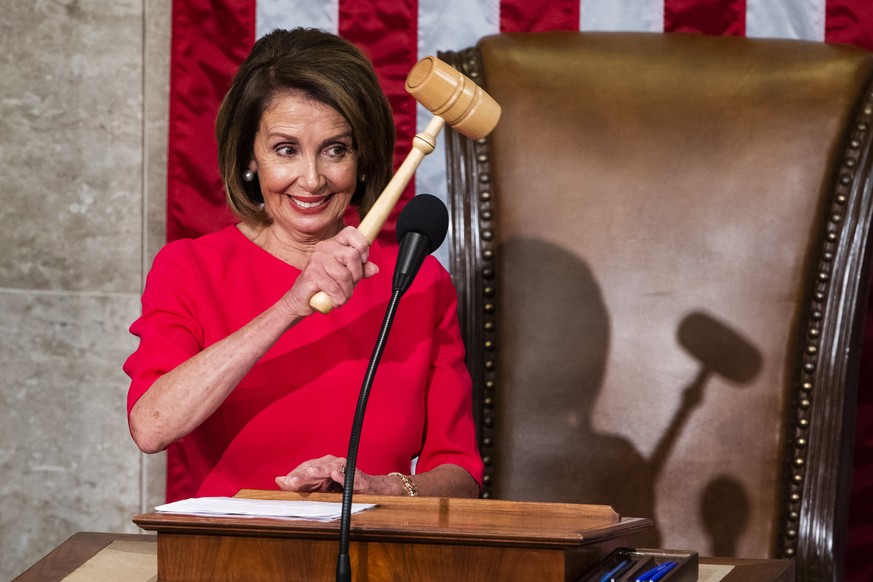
left=334, top=193, right=447, bottom=582
left=335, top=288, right=403, bottom=582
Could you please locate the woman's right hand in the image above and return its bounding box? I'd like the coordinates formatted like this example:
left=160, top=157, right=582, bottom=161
left=282, top=226, right=379, bottom=317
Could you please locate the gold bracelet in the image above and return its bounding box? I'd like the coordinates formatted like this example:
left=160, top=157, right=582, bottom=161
left=388, top=472, right=418, bottom=497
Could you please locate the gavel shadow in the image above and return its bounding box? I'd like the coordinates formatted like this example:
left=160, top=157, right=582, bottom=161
left=494, top=238, right=761, bottom=553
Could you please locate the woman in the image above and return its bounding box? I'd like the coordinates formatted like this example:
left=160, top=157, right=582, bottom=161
left=124, top=28, right=482, bottom=502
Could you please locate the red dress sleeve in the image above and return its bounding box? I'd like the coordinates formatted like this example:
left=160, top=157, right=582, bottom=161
left=414, top=263, right=484, bottom=487
left=123, top=240, right=205, bottom=416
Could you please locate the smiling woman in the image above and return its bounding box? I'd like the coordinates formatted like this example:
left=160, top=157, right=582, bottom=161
left=123, top=27, right=483, bottom=503
left=243, top=92, right=360, bottom=260
left=216, top=28, right=395, bottom=229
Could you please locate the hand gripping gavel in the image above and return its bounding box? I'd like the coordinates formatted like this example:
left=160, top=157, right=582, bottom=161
left=309, top=56, right=502, bottom=313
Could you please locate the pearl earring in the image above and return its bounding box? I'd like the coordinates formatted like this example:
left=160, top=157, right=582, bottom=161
left=243, top=169, right=255, bottom=182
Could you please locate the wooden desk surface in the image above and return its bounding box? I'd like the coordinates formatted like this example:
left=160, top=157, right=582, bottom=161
left=13, top=532, right=795, bottom=582
left=134, top=490, right=648, bottom=547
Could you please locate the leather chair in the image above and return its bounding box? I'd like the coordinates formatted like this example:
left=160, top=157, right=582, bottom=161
left=438, top=32, right=873, bottom=582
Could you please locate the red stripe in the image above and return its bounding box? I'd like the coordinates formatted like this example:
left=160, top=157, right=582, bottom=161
left=500, top=0, right=579, bottom=33
left=167, top=0, right=256, bottom=242
left=826, top=0, right=873, bottom=52
left=664, top=0, right=746, bottom=36
left=339, top=0, right=419, bottom=242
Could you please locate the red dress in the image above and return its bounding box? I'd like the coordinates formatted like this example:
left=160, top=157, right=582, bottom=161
left=124, top=225, right=483, bottom=501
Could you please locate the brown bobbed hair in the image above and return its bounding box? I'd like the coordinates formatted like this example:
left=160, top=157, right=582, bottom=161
left=216, top=28, right=396, bottom=226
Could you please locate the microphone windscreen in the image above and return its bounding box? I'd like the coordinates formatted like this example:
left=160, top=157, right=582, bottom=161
left=396, top=193, right=449, bottom=252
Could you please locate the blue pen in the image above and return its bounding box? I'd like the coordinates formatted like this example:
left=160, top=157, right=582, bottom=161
left=648, top=561, right=678, bottom=581
left=636, top=560, right=678, bottom=582
left=599, top=558, right=630, bottom=582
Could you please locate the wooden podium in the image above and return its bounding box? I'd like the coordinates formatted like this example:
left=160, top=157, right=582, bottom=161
left=133, top=490, right=651, bottom=582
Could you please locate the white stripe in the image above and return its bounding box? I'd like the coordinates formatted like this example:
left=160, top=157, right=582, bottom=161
left=256, top=0, right=340, bottom=38
left=581, top=0, right=664, bottom=32
left=415, top=0, right=501, bottom=263
left=417, top=0, right=500, bottom=55
left=746, top=0, right=825, bottom=42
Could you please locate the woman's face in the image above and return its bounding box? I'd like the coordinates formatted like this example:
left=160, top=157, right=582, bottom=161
left=250, top=90, right=359, bottom=242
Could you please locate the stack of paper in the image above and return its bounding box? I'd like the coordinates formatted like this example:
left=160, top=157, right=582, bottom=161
left=155, top=497, right=376, bottom=522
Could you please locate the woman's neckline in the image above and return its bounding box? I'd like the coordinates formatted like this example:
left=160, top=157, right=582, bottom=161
left=233, top=222, right=307, bottom=271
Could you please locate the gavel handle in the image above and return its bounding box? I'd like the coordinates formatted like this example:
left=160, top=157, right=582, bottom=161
left=308, top=115, right=447, bottom=314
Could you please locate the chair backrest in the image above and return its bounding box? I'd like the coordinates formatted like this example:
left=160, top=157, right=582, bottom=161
left=439, top=31, right=873, bottom=582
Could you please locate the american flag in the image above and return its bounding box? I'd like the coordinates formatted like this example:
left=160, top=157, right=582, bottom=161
left=166, top=2, right=873, bottom=580
left=167, top=0, right=873, bottom=243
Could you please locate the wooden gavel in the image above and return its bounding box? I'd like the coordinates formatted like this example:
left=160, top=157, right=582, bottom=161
left=309, top=56, right=502, bottom=313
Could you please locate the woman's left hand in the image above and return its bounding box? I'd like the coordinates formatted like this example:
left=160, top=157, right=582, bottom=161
left=275, top=455, right=400, bottom=494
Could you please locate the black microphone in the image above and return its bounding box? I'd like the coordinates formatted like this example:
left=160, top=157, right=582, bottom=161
left=393, top=193, right=450, bottom=294
left=335, top=194, right=450, bottom=582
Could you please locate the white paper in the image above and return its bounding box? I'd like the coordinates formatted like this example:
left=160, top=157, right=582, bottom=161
left=155, top=497, right=376, bottom=522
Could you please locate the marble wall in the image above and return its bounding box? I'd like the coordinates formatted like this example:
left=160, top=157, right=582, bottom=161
left=0, top=1, right=170, bottom=578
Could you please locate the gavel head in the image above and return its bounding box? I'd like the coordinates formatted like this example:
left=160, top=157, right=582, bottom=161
left=405, top=56, right=501, bottom=140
